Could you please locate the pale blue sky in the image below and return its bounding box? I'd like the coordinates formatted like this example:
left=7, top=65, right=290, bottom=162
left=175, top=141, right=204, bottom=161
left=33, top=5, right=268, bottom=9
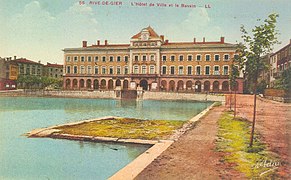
left=0, top=0, right=290, bottom=64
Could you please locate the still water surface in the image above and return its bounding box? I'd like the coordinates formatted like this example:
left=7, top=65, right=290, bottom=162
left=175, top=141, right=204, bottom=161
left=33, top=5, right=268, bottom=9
left=0, top=97, right=212, bottom=179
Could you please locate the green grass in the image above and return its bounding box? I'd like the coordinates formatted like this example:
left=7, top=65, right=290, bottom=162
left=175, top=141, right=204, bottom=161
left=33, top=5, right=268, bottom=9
left=55, top=118, right=185, bottom=140
left=216, top=111, right=279, bottom=179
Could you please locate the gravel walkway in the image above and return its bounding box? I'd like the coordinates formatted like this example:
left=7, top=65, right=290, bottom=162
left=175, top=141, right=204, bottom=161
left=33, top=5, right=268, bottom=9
left=136, top=106, right=235, bottom=180
left=235, top=95, right=291, bottom=178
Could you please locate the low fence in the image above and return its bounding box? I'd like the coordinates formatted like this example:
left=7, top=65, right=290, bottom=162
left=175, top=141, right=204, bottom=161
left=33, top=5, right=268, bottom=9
left=0, top=89, right=226, bottom=102
left=264, top=89, right=290, bottom=103
left=143, top=91, right=225, bottom=102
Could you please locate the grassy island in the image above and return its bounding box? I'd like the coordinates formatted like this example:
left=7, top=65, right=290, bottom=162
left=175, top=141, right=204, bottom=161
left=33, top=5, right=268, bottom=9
left=55, top=118, right=185, bottom=140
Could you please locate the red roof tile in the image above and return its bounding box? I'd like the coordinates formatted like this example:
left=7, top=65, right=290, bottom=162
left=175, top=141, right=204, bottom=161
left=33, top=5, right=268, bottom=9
left=88, top=44, right=130, bottom=48
left=45, top=63, right=63, bottom=68
left=13, top=58, right=42, bottom=65
left=131, top=26, right=160, bottom=39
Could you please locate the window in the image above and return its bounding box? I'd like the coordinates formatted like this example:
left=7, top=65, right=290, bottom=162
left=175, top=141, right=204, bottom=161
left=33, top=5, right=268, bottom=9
left=214, top=66, right=220, bottom=75
left=94, top=66, right=99, bottom=74
left=117, top=56, right=121, bottom=62
left=187, top=55, right=192, bottom=61
left=26, top=66, right=30, bottom=75
left=94, top=56, right=98, bottom=62
left=88, top=56, right=92, bottom=62
left=179, top=55, right=184, bottom=61
left=214, top=55, right=220, bottom=61
left=109, top=56, right=114, bottom=62
left=149, top=66, right=155, bottom=74
left=66, top=56, right=71, bottom=62
left=102, top=67, right=106, bottom=74
left=81, top=56, right=85, bottom=62
left=196, top=55, right=201, bottom=61
left=170, top=66, right=175, bottom=75
left=19, top=65, right=24, bottom=74
left=142, top=65, right=146, bottom=74
left=74, top=56, right=78, bottom=62
left=102, top=56, right=106, bottom=62
left=134, top=55, right=139, bottom=61
left=73, top=66, right=78, bottom=74
left=234, top=54, right=238, bottom=61
left=178, top=66, right=183, bottom=75
left=32, top=66, right=36, bottom=75
left=133, top=66, right=139, bottom=74
left=187, top=66, right=192, bottom=75
left=37, top=68, right=41, bottom=75
left=150, top=55, right=155, bottom=61
left=205, top=54, right=210, bottom=61
left=196, top=66, right=201, bottom=75
left=117, top=66, right=121, bottom=74
left=124, top=66, right=128, bottom=74
left=142, top=55, right=147, bottom=61
left=66, top=66, right=71, bottom=74
left=223, top=66, right=229, bottom=75
left=80, top=66, right=85, bottom=74
left=224, top=54, right=229, bottom=61
left=171, top=55, right=175, bottom=61
left=124, top=56, right=128, bottom=62
left=162, top=55, right=167, bottom=62
left=205, top=66, right=210, bottom=75
left=109, top=67, right=114, bottom=74
left=87, top=66, right=92, bottom=74
left=162, top=66, right=167, bottom=75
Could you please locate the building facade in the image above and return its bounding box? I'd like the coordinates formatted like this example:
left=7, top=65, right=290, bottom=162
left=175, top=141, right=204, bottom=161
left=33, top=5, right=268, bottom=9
left=43, top=62, right=63, bottom=79
left=63, top=26, right=244, bottom=93
left=0, top=57, right=18, bottom=90
left=269, top=39, right=291, bottom=87
left=13, top=58, right=44, bottom=76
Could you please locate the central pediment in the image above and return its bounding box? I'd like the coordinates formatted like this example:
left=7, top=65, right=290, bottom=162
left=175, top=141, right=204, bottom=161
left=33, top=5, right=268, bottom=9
left=131, top=26, right=161, bottom=41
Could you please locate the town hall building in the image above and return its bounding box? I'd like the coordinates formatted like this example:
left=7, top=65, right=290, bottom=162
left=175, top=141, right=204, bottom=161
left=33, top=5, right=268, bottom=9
left=63, top=26, right=243, bottom=93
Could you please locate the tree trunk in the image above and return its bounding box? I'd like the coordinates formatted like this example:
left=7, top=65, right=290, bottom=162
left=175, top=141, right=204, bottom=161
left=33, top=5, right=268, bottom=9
left=250, top=81, right=257, bottom=147
left=229, top=91, right=232, bottom=111
left=234, top=90, right=237, bottom=118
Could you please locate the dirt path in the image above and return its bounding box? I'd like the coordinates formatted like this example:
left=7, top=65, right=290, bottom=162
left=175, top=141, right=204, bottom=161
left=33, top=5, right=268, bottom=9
left=136, top=106, right=242, bottom=180
left=234, top=95, right=291, bottom=178
left=136, top=95, right=290, bottom=179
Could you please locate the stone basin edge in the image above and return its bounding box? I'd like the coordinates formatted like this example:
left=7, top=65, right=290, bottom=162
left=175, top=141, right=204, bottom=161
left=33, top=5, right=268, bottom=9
left=24, top=102, right=216, bottom=179
left=109, top=102, right=216, bottom=180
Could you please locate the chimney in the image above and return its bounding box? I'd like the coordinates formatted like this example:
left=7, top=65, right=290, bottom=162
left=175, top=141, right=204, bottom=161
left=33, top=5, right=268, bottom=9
left=193, top=38, right=196, bottom=43
left=220, top=37, right=225, bottom=43
left=14, top=56, right=17, bottom=60
left=38, top=61, right=41, bottom=64
left=290, top=39, right=291, bottom=44
left=203, top=37, right=205, bottom=43
left=160, top=35, right=164, bottom=41
left=105, top=40, right=108, bottom=45
left=82, top=41, right=87, bottom=47
left=97, top=40, right=100, bottom=46
left=165, top=40, right=169, bottom=44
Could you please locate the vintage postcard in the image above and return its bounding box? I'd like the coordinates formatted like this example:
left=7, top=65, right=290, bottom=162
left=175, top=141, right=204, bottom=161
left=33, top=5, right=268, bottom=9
left=0, top=0, right=290, bottom=179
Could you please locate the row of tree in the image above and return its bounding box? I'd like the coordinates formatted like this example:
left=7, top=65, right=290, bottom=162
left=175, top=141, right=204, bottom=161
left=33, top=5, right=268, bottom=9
left=17, top=75, right=63, bottom=90
left=229, top=13, right=279, bottom=147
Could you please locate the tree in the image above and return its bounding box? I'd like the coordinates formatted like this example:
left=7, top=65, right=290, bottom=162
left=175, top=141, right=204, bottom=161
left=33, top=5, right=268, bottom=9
left=237, top=13, right=279, bottom=147
left=274, top=68, right=291, bottom=93
left=229, top=63, right=240, bottom=118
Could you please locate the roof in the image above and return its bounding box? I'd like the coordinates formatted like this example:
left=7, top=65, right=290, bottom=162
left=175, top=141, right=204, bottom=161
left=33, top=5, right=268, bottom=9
left=88, top=44, right=130, bottom=48
left=131, top=26, right=160, bottom=39
left=160, top=42, right=236, bottom=49
left=45, top=63, right=63, bottom=68
left=13, top=58, right=42, bottom=65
